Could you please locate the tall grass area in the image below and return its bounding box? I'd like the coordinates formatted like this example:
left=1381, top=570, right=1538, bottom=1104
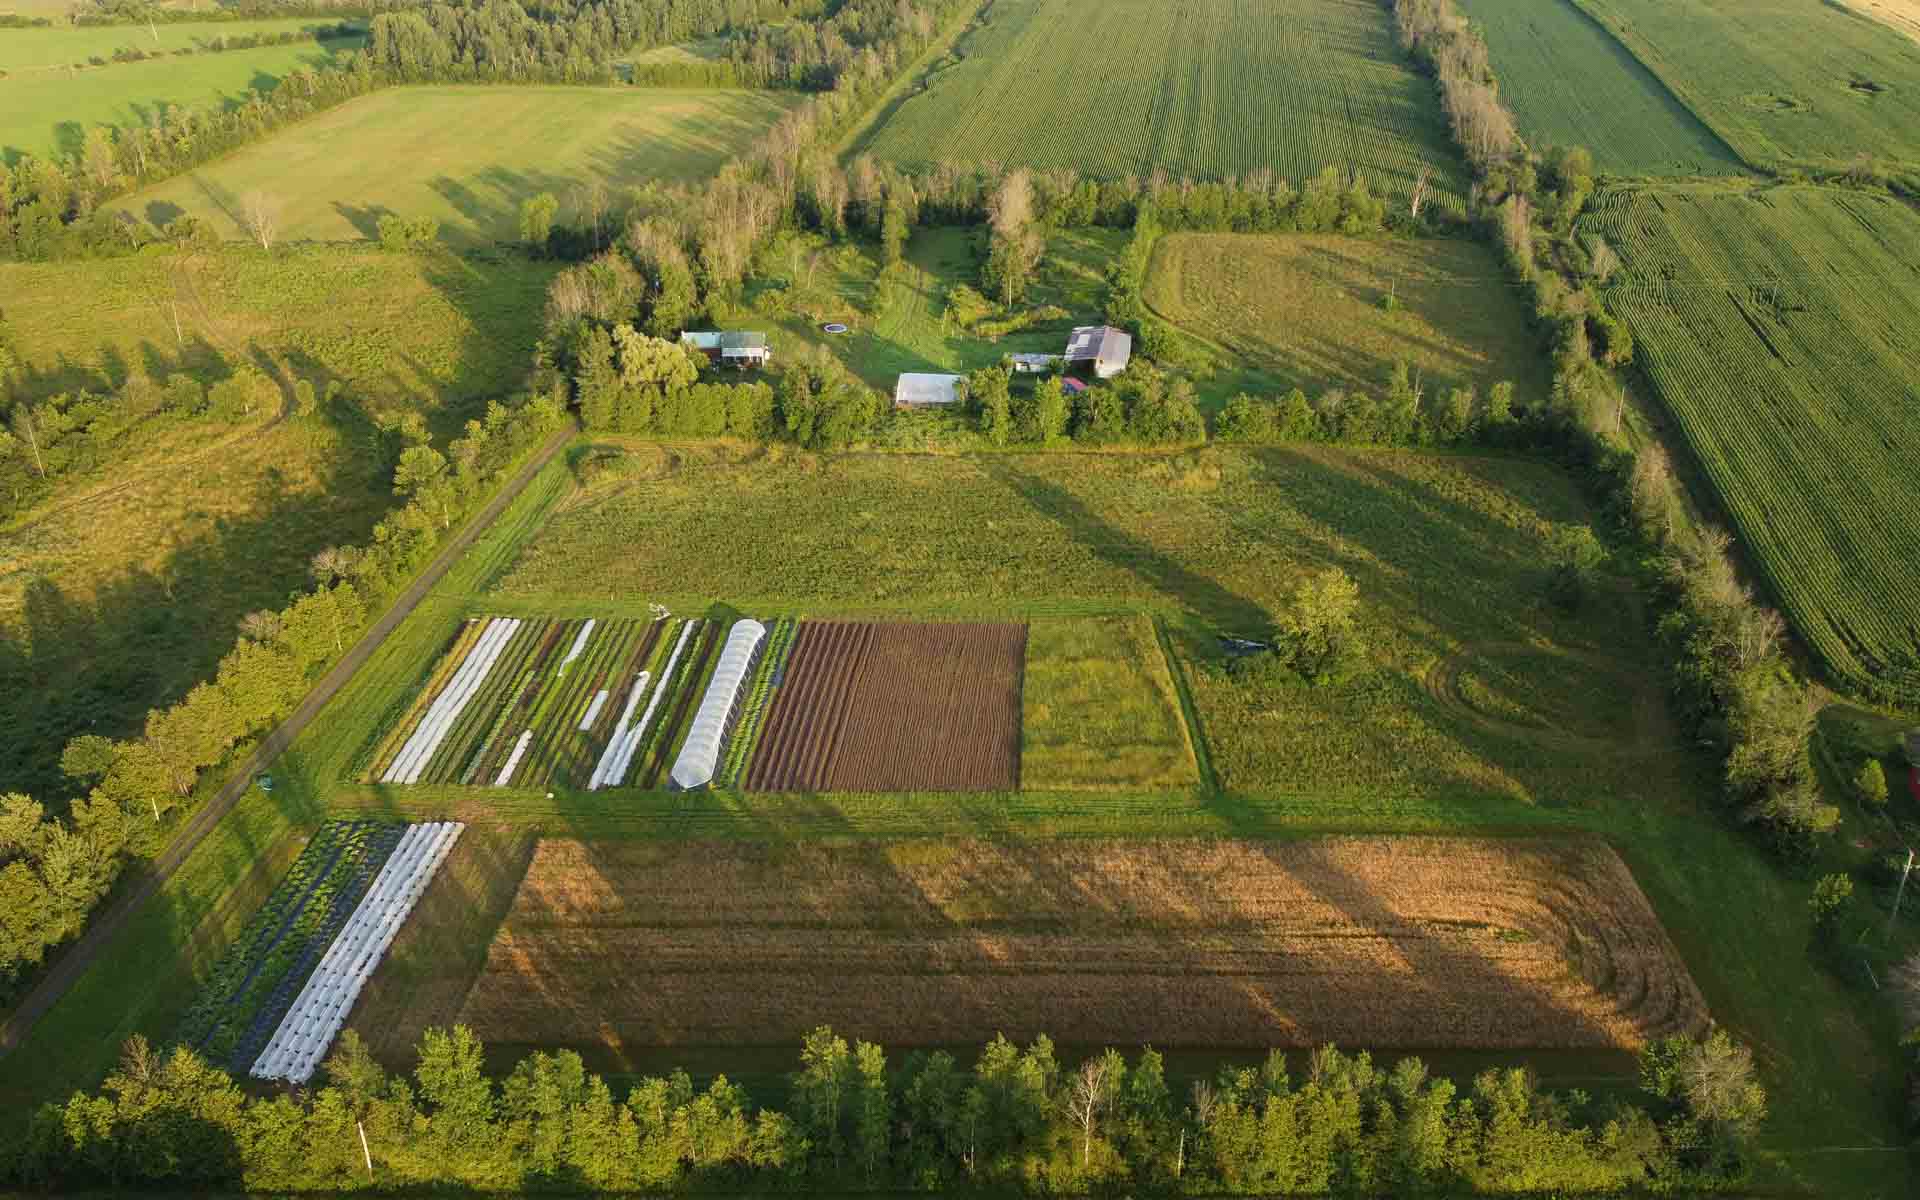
left=0, top=245, right=553, bottom=797
left=0, top=28, right=362, bottom=159
left=126, top=86, right=801, bottom=244
left=1021, top=616, right=1199, bottom=791
left=862, top=0, right=1463, bottom=201
left=1142, top=233, right=1551, bottom=412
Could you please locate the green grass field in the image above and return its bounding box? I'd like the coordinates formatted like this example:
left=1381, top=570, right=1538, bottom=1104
left=1584, top=183, right=1920, bottom=702
left=1142, top=233, right=1550, bottom=411
left=1573, top=0, right=1920, bottom=172
left=0, top=26, right=362, bottom=160
left=1021, top=615, right=1199, bottom=791
left=860, top=0, right=1463, bottom=201
left=1452, top=0, right=1743, bottom=176
left=0, top=15, right=348, bottom=70
left=125, top=85, right=800, bottom=244
left=0, top=244, right=552, bottom=797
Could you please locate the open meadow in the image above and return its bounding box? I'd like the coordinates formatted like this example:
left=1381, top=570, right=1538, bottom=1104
left=860, top=0, right=1462, bottom=201
left=1572, top=0, right=1920, bottom=172
left=0, top=245, right=552, bottom=797
left=416, top=835, right=1706, bottom=1057
left=1453, top=0, right=1742, bottom=176
left=126, top=85, right=800, bottom=244
left=1584, top=183, right=1920, bottom=702
left=0, top=24, right=363, bottom=160
left=0, top=15, right=349, bottom=70
left=1142, top=233, right=1550, bottom=411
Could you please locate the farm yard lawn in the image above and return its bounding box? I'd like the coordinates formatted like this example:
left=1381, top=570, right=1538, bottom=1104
left=1021, top=616, right=1198, bottom=792
left=0, top=28, right=363, bottom=160
left=754, top=225, right=1123, bottom=394
left=0, top=245, right=550, bottom=798
left=859, top=0, right=1465, bottom=204
left=1142, top=234, right=1550, bottom=414
left=1584, top=184, right=1920, bottom=702
left=1453, top=0, right=1743, bottom=176
left=125, top=86, right=801, bottom=245
left=447, top=836, right=1705, bottom=1051
left=1572, top=0, right=1920, bottom=172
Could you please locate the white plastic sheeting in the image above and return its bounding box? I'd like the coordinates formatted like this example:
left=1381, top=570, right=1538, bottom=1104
left=577, top=690, right=610, bottom=732
left=250, top=822, right=464, bottom=1084
left=559, top=619, right=596, bottom=668
left=494, top=730, right=533, bottom=786
left=668, top=620, right=767, bottom=791
left=589, top=619, right=700, bottom=790
left=382, top=618, right=521, bottom=784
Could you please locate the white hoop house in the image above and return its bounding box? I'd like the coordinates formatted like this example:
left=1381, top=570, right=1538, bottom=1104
left=669, top=619, right=767, bottom=791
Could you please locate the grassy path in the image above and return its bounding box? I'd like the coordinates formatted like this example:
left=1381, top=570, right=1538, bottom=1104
left=0, top=419, right=579, bottom=1058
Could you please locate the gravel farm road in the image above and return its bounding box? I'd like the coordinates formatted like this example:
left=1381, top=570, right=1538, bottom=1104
left=0, top=421, right=578, bottom=1057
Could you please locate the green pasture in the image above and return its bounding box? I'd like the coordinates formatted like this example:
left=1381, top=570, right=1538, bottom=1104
left=0, top=15, right=348, bottom=70
left=0, top=26, right=362, bottom=160
left=125, top=85, right=800, bottom=244
left=1453, top=0, right=1743, bottom=176
left=1573, top=0, right=1920, bottom=172
left=860, top=0, right=1464, bottom=202
left=1585, top=182, right=1920, bottom=703
left=1142, top=232, right=1550, bottom=412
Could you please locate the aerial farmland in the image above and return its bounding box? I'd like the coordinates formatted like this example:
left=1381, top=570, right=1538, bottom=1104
left=1, top=0, right=1917, bottom=1195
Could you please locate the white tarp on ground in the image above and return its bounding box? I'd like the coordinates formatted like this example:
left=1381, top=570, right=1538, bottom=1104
left=668, top=619, right=767, bottom=791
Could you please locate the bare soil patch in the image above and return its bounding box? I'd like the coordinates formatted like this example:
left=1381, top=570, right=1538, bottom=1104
left=746, top=621, right=1025, bottom=792
left=456, top=837, right=1707, bottom=1053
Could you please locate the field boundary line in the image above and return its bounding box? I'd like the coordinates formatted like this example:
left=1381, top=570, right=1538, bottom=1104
left=0, top=420, right=579, bottom=1058
left=1153, top=617, right=1219, bottom=794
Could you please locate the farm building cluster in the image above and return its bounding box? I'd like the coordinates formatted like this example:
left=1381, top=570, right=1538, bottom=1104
left=894, top=324, right=1132, bottom=407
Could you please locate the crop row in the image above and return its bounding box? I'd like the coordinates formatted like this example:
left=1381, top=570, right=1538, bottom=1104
left=173, top=820, right=404, bottom=1070
left=714, top=618, right=798, bottom=788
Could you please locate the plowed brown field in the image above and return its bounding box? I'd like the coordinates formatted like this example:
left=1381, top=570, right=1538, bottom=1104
left=456, top=837, right=1708, bottom=1052
left=744, top=621, right=1025, bottom=792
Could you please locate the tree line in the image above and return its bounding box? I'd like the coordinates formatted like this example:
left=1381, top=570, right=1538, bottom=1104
left=0, top=1023, right=1767, bottom=1194
left=0, top=386, right=567, bottom=1009
left=1392, top=0, right=1833, bottom=867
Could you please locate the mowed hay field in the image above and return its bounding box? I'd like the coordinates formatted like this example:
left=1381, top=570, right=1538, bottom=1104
left=1022, top=616, right=1198, bottom=791
left=127, top=86, right=799, bottom=243
left=862, top=0, right=1462, bottom=201
left=1572, top=0, right=1920, bottom=171
left=1585, top=184, right=1920, bottom=700
left=1452, top=0, right=1742, bottom=176
left=445, top=837, right=1706, bottom=1051
left=0, top=28, right=362, bottom=159
left=1143, top=233, right=1550, bottom=409
left=487, top=445, right=1676, bottom=810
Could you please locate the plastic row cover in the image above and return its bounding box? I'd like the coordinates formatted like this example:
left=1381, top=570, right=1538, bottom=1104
left=249, top=821, right=465, bottom=1084
left=383, top=619, right=520, bottom=784
left=669, top=619, right=767, bottom=791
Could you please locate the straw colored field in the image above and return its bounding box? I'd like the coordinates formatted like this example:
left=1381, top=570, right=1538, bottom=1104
left=0, top=27, right=362, bottom=159
left=455, top=836, right=1708, bottom=1050
left=1452, top=0, right=1742, bottom=176
left=1840, top=0, right=1920, bottom=45
left=861, top=0, right=1462, bottom=202
left=1020, top=616, right=1198, bottom=791
left=126, top=85, right=800, bottom=244
left=1143, top=234, right=1550, bottom=411
left=1572, top=0, right=1920, bottom=171
left=745, top=621, right=1025, bottom=792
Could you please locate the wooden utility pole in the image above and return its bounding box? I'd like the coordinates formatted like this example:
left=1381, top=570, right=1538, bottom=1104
left=357, top=1120, right=373, bottom=1174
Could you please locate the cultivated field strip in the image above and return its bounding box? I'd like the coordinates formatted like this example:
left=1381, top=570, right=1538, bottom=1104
left=744, top=621, right=1026, bottom=792
left=1587, top=185, right=1920, bottom=699
left=865, top=0, right=1462, bottom=202
left=459, top=837, right=1708, bottom=1050
left=1454, top=0, right=1743, bottom=175
left=172, top=821, right=404, bottom=1072
left=252, top=821, right=464, bottom=1084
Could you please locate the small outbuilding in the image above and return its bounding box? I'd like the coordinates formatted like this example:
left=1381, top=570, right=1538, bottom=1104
left=1063, top=325, right=1132, bottom=379
left=1009, top=353, right=1059, bottom=375
left=680, top=331, right=772, bottom=368
left=894, top=372, right=966, bottom=408
left=1904, top=728, right=1920, bottom=766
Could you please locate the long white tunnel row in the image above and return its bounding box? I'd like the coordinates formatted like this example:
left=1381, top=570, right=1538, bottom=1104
left=250, top=821, right=465, bottom=1084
